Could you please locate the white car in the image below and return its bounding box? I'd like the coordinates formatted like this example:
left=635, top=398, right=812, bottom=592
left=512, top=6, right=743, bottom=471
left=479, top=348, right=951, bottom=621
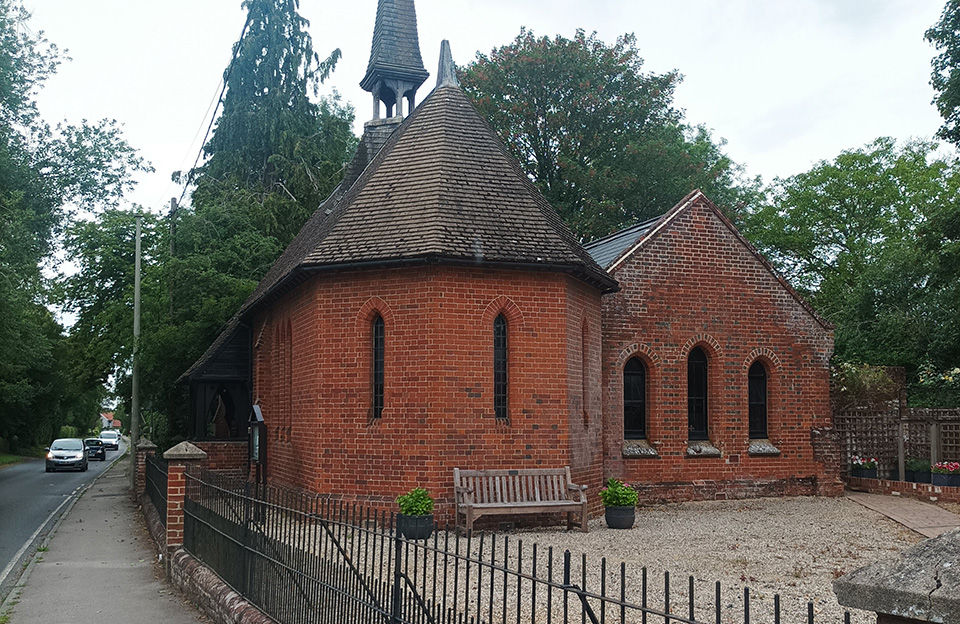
left=99, top=429, right=120, bottom=450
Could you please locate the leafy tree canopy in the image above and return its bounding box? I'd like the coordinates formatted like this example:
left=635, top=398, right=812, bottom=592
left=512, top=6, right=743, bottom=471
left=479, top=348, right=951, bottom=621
left=927, top=0, right=960, bottom=144
left=741, top=137, right=960, bottom=403
left=459, top=29, right=759, bottom=240
left=0, top=0, right=149, bottom=450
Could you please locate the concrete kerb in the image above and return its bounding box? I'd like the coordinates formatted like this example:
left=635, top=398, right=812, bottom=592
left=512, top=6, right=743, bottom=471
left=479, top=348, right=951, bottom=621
left=0, top=440, right=131, bottom=618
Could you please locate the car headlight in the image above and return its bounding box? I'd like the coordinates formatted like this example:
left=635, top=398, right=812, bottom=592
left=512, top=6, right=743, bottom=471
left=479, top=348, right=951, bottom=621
left=47, top=452, right=54, bottom=459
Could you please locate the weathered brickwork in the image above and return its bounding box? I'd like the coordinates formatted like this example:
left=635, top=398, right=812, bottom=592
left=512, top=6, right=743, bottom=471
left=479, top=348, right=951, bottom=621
left=600, top=199, right=838, bottom=501
left=252, top=265, right=604, bottom=523
left=193, top=440, right=248, bottom=474
left=846, top=477, right=960, bottom=504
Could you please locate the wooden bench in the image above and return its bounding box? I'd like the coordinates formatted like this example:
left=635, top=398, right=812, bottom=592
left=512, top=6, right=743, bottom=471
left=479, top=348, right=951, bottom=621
left=453, top=467, right=589, bottom=533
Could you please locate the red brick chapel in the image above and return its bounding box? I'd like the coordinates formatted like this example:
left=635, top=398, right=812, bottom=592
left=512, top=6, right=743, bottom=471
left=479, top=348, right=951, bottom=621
left=183, top=0, right=842, bottom=522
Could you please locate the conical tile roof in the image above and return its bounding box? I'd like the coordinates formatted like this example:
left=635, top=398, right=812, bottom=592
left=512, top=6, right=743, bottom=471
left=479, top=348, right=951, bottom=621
left=183, top=82, right=617, bottom=381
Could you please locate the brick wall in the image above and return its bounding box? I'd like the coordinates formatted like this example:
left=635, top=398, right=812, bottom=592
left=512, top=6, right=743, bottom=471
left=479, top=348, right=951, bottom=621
left=846, top=477, right=960, bottom=504
left=252, top=265, right=604, bottom=523
left=600, top=199, right=839, bottom=501
left=193, top=440, right=248, bottom=474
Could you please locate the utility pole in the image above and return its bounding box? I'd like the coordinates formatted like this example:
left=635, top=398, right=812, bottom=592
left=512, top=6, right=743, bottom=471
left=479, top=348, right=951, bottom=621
left=130, top=215, right=142, bottom=490
left=168, top=197, right=177, bottom=316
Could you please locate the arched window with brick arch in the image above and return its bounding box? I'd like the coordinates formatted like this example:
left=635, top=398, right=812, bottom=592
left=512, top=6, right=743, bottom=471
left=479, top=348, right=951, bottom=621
left=494, top=313, right=508, bottom=422
left=687, top=347, right=708, bottom=440
left=372, top=314, right=385, bottom=419
left=623, top=357, right=646, bottom=439
left=748, top=361, right=768, bottom=439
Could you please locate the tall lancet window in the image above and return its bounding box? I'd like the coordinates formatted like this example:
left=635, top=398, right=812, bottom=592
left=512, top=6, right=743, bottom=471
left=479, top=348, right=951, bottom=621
left=494, top=314, right=508, bottom=422
left=687, top=347, right=708, bottom=440
left=748, top=362, right=768, bottom=439
left=372, top=315, right=385, bottom=419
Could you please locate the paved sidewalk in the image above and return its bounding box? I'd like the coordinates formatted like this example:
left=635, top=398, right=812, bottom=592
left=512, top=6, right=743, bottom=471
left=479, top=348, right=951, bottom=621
left=847, top=491, right=960, bottom=538
left=3, top=451, right=207, bottom=623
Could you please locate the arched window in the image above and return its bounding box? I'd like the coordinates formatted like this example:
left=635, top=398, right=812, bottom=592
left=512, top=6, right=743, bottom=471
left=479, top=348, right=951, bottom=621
left=494, top=314, right=508, bottom=422
left=748, top=361, right=768, bottom=439
left=372, top=315, right=384, bottom=419
left=687, top=347, right=708, bottom=440
left=623, top=357, right=646, bottom=439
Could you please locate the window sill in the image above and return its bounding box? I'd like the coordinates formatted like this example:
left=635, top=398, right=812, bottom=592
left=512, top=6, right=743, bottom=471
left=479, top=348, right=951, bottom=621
left=622, top=439, right=658, bottom=458
left=686, top=441, right=721, bottom=458
left=748, top=439, right=780, bottom=456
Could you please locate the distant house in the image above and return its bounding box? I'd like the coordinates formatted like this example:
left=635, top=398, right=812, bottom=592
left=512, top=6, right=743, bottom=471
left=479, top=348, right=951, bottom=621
left=181, top=0, right=841, bottom=521
left=99, top=413, right=114, bottom=430
left=111, top=419, right=122, bottom=431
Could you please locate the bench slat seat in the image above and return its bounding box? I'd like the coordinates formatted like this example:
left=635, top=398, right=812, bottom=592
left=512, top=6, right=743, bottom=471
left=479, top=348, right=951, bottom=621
left=453, top=467, right=588, bottom=532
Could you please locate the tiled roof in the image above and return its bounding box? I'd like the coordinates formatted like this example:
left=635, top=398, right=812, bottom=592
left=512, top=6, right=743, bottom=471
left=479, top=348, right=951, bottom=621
left=242, top=84, right=616, bottom=312
left=584, top=216, right=662, bottom=269
left=360, top=0, right=429, bottom=92
left=182, top=83, right=617, bottom=381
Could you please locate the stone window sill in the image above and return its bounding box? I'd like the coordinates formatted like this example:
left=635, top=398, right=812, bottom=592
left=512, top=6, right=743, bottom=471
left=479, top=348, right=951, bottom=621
left=686, top=441, right=721, bottom=458
left=748, top=439, right=780, bottom=456
left=622, top=439, right=659, bottom=458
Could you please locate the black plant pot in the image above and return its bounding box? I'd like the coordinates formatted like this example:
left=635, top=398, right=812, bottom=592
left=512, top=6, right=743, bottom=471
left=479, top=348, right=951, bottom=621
left=850, top=467, right=877, bottom=479
left=397, top=513, right=434, bottom=540
left=604, top=506, right=636, bottom=529
left=932, top=473, right=960, bottom=488
left=907, top=470, right=931, bottom=484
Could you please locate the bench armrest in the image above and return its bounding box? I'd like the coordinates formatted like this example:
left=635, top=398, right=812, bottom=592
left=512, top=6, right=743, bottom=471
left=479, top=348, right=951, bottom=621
left=454, top=484, right=474, bottom=505
left=567, top=482, right=588, bottom=502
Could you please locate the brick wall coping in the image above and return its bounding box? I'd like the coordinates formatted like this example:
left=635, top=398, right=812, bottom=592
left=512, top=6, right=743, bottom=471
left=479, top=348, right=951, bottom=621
left=137, top=438, right=157, bottom=451
left=846, top=476, right=960, bottom=504
left=164, top=441, right=208, bottom=461
left=834, top=527, right=960, bottom=622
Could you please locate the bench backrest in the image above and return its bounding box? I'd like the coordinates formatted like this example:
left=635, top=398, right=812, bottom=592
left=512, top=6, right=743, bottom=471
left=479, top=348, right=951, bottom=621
left=454, top=467, right=576, bottom=504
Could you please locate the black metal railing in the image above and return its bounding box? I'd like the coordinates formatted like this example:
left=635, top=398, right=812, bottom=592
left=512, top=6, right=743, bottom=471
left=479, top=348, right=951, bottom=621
left=182, top=468, right=853, bottom=624
left=145, top=454, right=168, bottom=526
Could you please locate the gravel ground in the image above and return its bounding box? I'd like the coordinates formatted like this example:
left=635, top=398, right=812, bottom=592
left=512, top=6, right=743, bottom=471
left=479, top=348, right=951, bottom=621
left=496, top=496, right=930, bottom=624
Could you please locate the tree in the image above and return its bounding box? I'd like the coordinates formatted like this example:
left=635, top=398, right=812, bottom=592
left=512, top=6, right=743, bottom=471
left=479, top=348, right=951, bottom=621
left=741, top=138, right=960, bottom=403
left=112, top=0, right=357, bottom=446
left=0, top=0, right=149, bottom=451
left=459, top=29, right=758, bottom=240
left=927, top=0, right=960, bottom=144
left=187, top=0, right=356, bottom=247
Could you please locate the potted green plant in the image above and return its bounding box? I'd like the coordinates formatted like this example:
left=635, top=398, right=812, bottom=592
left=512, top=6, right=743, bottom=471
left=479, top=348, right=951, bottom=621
left=931, top=461, right=960, bottom=488
left=850, top=456, right=878, bottom=479
left=396, top=487, right=434, bottom=540
left=905, top=457, right=931, bottom=483
left=599, top=478, right=638, bottom=529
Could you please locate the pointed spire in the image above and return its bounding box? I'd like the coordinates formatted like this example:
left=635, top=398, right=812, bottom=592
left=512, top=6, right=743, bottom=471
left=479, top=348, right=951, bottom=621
left=360, top=0, right=430, bottom=120
left=436, top=40, right=459, bottom=89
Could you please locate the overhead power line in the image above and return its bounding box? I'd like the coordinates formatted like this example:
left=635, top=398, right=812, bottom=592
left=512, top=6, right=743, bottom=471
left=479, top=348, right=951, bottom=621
left=177, top=10, right=254, bottom=207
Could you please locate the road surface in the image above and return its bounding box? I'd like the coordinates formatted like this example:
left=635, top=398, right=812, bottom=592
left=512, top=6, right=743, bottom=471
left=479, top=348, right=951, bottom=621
left=0, top=439, right=126, bottom=603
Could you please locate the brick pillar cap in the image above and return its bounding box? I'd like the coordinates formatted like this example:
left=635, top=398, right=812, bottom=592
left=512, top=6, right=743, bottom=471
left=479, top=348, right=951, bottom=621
left=137, top=438, right=157, bottom=451
left=834, top=526, right=960, bottom=620
left=163, top=441, right=208, bottom=461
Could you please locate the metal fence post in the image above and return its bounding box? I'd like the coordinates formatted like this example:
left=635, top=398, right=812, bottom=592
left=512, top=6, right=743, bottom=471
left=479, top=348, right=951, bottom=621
left=391, top=520, right=403, bottom=624
left=242, top=481, right=252, bottom=598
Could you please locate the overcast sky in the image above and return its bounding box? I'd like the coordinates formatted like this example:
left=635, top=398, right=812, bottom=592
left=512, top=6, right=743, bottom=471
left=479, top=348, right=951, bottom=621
left=24, top=0, right=949, bottom=215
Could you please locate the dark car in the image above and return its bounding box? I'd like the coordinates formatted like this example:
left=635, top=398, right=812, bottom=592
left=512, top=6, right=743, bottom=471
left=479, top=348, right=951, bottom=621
left=46, top=438, right=88, bottom=472
left=84, top=437, right=106, bottom=461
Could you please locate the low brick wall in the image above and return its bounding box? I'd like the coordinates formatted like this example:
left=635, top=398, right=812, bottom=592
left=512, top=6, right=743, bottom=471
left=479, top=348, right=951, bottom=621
left=139, top=493, right=274, bottom=624
left=846, top=476, right=960, bottom=503
left=192, top=440, right=248, bottom=473
left=634, top=475, right=843, bottom=505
